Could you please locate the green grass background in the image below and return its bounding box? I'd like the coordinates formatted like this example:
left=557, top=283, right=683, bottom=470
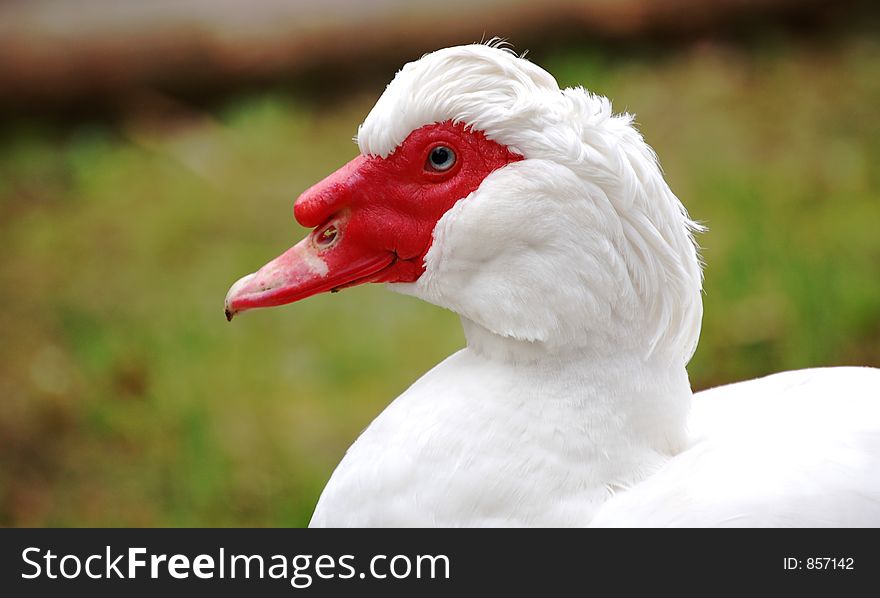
left=1, top=32, right=878, bottom=526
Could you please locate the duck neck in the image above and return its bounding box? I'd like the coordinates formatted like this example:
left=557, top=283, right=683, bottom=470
left=460, top=316, right=693, bottom=456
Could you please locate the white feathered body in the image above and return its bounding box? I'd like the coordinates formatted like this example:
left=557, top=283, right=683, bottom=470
left=311, top=341, right=690, bottom=527
left=311, top=347, right=880, bottom=527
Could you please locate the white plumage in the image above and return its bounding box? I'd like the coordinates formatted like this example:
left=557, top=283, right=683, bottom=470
left=258, top=43, right=880, bottom=526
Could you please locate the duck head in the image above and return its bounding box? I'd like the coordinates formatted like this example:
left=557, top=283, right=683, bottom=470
left=225, top=43, right=704, bottom=364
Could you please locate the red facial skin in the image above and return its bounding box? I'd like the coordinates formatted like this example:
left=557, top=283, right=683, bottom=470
left=225, top=121, right=522, bottom=319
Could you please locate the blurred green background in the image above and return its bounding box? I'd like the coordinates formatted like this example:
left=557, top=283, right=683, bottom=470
left=1, top=0, right=879, bottom=526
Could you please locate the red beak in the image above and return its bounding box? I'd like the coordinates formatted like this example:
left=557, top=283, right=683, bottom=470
left=224, top=156, right=397, bottom=320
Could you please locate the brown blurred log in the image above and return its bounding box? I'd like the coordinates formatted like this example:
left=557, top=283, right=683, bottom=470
left=0, top=0, right=862, bottom=118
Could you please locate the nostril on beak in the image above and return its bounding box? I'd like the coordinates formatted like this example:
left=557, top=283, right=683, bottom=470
left=314, top=224, right=339, bottom=250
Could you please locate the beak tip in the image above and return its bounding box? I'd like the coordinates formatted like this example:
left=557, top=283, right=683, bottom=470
left=224, top=272, right=257, bottom=322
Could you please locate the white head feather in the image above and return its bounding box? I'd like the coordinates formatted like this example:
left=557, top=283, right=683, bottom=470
left=359, top=43, right=703, bottom=365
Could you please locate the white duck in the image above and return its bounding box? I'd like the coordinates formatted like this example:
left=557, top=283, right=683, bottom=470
left=225, top=43, right=880, bottom=527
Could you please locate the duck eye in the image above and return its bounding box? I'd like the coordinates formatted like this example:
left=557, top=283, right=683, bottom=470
left=427, top=146, right=456, bottom=172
